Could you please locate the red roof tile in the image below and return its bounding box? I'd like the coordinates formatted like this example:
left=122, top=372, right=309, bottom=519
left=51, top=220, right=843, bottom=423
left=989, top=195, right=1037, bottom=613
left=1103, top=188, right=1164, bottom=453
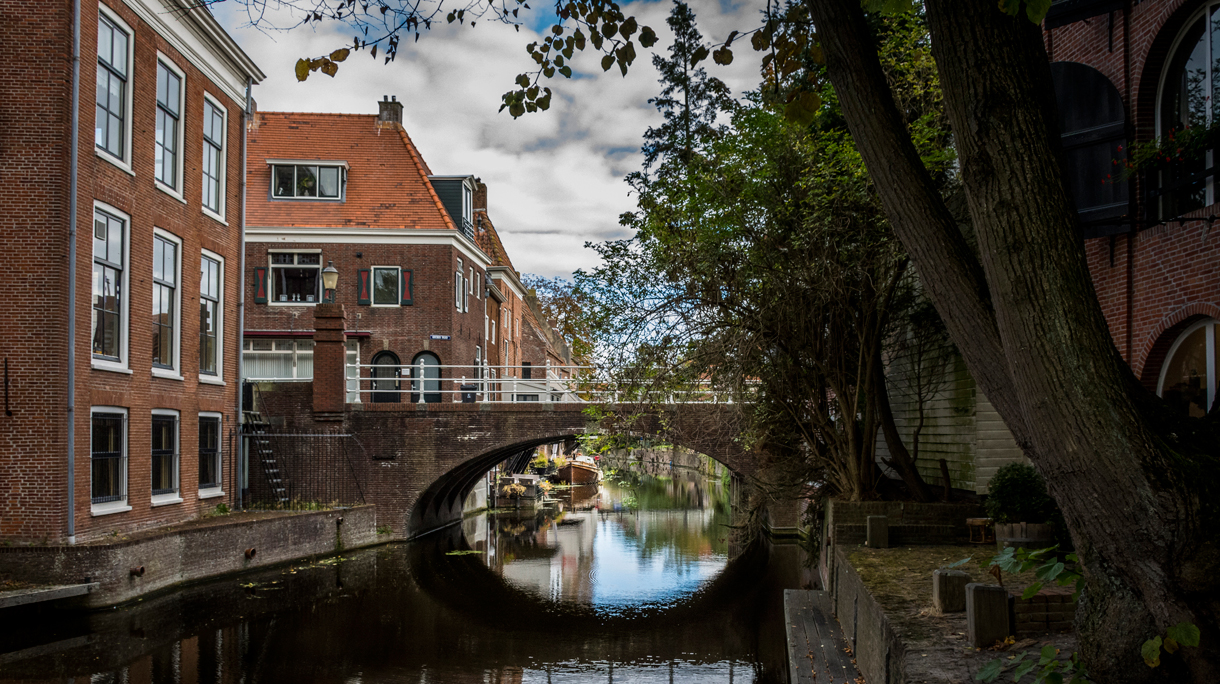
left=246, top=112, right=455, bottom=231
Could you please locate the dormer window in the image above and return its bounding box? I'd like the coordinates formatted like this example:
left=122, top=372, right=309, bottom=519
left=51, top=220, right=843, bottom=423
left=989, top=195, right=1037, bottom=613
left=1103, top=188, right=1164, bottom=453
left=428, top=175, right=476, bottom=239
left=268, top=160, right=348, bottom=200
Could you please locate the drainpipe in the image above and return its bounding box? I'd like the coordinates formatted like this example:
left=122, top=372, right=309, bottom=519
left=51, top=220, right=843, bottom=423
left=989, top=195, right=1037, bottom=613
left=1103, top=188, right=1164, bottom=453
left=236, top=77, right=251, bottom=511
left=66, top=0, right=82, bottom=545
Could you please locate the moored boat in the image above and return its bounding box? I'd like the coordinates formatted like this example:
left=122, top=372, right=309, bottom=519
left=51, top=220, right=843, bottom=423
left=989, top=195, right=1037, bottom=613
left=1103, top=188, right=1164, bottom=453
left=557, top=455, right=601, bottom=485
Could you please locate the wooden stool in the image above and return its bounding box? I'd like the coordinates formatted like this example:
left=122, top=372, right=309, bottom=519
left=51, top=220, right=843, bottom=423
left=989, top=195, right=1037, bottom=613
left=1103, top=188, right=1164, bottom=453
left=967, top=517, right=995, bottom=544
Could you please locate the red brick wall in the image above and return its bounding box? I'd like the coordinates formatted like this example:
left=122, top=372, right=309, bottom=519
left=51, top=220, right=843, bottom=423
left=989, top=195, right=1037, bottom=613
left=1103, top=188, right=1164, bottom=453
left=1050, top=0, right=1220, bottom=382
left=0, top=0, right=248, bottom=543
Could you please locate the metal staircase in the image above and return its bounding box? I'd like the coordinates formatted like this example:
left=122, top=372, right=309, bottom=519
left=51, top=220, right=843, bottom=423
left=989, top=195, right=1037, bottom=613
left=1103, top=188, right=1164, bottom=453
left=243, top=383, right=289, bottom=507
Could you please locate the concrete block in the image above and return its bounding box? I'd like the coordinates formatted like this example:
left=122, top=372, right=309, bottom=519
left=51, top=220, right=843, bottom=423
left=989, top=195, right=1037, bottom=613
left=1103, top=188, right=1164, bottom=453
left=967, top=583, right=1011, bottom=648
left=933, top=569, right=970, bottom=613
left=866, top=515, right=889, bottom=549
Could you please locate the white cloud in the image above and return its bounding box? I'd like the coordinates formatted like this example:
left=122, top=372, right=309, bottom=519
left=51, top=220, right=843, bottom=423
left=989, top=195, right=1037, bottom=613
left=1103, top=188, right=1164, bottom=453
left=214, top=0, right=763, bottom=278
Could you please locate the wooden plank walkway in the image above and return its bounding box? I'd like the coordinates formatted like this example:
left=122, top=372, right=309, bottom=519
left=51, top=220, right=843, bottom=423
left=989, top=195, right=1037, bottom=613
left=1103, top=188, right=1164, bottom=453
left=785, top=589, right=861, bottom=684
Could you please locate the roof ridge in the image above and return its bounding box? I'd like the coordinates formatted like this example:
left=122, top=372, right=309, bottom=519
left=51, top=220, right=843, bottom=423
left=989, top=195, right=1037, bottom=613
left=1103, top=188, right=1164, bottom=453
left=393, top=124, right=458, bottom=232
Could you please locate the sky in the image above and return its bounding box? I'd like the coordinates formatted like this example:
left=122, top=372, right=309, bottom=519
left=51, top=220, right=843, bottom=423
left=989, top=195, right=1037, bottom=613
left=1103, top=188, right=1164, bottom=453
left=212, top=0, right=766, bottom=279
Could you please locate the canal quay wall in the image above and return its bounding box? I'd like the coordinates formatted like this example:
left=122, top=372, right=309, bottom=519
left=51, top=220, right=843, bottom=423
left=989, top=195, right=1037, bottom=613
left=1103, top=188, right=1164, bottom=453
left=0, top=506, right=377, bottom=608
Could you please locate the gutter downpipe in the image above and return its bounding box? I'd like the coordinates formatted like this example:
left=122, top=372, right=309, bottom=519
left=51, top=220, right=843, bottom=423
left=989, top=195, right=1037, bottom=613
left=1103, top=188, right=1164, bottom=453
left=237, top=77, right=251, bottom=511
left=67, top=0, right=82, bottom=545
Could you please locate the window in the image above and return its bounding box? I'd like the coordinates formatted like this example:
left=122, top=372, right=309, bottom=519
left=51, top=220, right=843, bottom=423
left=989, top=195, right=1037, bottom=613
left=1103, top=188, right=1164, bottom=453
left=199, top=415, right=222, bottom=491
left=1157, top=4, right=1220, bottom=216
left=455, top=262, right=464, bottom=311
left=270, top=252, right=321, bottom=304
left=92, top=209, right=125, bottom=362
left=522, top=361, right=532, bottom=380
left=202, top=98, right=225, bottom=216
left=96, top=10, right=129, bottom=161
left=154, top=60, right=183, bottom=191
left=152, top=232, right=180, bottom=371
left=91, top=410, right=126, bottom=506
left=200, top=254, right=221, bottom=376
left=469, top=267, right=476, bottom=299
left=272, top=164, right=344, bottom=199
left=242, top=339, right=314, bottom=380
left=373, top=266, right=400, bottom=306
left=151, top=413, right=179, bottom=498
left=345, top=340, right=361, bottom=403
left=1158, top=318, right=1218, bottom=418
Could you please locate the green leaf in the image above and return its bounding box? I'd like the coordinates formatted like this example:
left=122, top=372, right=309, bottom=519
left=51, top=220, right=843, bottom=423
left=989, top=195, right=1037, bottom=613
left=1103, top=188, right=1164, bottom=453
left=946, top=557, right=972, bottom=569
left=976, top=658, right=1004, bottom=682
left=712, top=47, right=733, bottom=65
left=1022, top=582, right=1044, bottom=600
left=639, top=26, right=657, bottom=48
left=1039, top=645, right=1057, bottom=666
left=516, top=74, right=530, bottom=87
left=620, top=16, right=637, bottom=39
left=559, top=65, right=572, bottom=78
left=601, top=54, right=615, bottom=71
left=1142, top=637, right=1162, bottom=668
left=1162, top=636, right=1179, bottom=654
left=1012, top=659, right=1036, bottom=681
left=526, top=85, right=539, bottom=100
left=997, top=0, right=1021, bottom=16
left=1026, top=0, right=1052, bottom=22
left=574, top=29, right=586, bottom=50
left=1167, top=621, right=1201, bottom=648
left=690, top=46, right=709, bottom=65
left=1043, top=674, right=1063, bottom=684
left=295, top=58, right=311, bottom=82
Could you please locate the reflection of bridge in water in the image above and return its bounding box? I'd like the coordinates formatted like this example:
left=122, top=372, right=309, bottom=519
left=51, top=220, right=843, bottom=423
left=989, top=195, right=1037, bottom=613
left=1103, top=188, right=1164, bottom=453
left=0, top=530, right=805, bottom=683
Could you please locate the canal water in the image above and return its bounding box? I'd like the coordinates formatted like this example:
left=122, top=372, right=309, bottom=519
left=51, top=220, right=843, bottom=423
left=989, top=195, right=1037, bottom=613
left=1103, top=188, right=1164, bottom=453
left=0, top=462, right=806, bottom=683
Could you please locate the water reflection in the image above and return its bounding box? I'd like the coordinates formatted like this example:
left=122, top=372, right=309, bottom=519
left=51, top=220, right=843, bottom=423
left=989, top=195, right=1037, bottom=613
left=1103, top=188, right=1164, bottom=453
left=471, top=466, right=733, bottom=614
left=0, top=465, right=801, bottom=684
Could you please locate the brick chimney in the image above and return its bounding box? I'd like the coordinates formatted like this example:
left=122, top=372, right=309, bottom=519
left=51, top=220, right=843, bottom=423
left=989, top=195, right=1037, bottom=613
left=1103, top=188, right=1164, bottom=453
left=474, top=179, right=488, bottom=212
left=377, top=95, right=403, bottom=125
left=312, top=303, right=348, bottom=422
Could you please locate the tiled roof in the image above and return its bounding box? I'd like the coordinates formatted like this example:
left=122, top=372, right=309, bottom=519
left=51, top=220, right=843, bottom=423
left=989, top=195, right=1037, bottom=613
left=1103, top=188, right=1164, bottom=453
left=474, top=209, right=517, bottom=271
left=246, top=112, right=455, bottom=230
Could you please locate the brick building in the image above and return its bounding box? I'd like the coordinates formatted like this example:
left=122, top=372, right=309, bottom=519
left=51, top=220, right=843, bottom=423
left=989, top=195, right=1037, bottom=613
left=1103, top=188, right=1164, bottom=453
left=242, top=98, right=571, bottom=406
left=0, top=0, right=263, bottom=542
left=1045, top=0, right=1218, bottom=417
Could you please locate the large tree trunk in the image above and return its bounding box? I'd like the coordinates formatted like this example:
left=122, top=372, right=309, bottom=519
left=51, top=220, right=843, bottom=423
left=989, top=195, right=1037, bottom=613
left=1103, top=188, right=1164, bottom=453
left=805, top=0, right=1220, bottom=680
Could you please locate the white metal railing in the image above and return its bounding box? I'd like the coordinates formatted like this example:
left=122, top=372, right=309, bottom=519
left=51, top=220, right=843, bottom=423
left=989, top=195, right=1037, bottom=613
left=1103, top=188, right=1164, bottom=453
left=345, top=363, right=739, bottom=404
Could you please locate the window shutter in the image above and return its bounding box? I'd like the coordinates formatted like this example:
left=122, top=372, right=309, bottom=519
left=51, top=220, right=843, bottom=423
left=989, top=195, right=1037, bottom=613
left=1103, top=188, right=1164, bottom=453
left=357, top=269, right=371, bottom=306
left=401, top=268, right=414, bottom=306
left=253, top=267, right=267, bottom=304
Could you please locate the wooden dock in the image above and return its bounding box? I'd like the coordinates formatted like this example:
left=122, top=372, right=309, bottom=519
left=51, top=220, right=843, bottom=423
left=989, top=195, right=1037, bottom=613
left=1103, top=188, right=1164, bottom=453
left=785, top=589, right=861, bottom=684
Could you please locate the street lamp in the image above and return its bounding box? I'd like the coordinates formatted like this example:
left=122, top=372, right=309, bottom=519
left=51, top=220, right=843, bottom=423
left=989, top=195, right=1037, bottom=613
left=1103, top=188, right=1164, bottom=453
left=321, top=261, right=339, bottom=303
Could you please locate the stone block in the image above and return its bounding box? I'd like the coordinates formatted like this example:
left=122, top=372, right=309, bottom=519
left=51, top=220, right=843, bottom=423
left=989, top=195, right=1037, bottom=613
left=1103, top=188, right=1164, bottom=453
left=967, top=583, right=1011, bottom=648
left=866, top=515, right=889, bottom=549
left=933, top=569, right=970, bottom=613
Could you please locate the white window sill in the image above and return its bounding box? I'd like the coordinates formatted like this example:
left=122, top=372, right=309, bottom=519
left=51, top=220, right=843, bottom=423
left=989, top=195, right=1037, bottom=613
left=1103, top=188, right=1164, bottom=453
left=91, top=501, right=132, bottom=517
left=202, top=208, right=228, bottom=226
left=371, top=303, right=402, bottom=308
left=95, top=149, right=134, bottom=176
left=155, top=181, right=187, bottom=204
left=198, top=375, right=226, bottom=386
left=152, top=369, right=184, bottom=381
left=151, top=494, right=183, bottom=507
left=269, top=301, right=319, bottom=307
left=198, top=489, right=225, bottom=499
left=92, top=361, right=132, bottom=375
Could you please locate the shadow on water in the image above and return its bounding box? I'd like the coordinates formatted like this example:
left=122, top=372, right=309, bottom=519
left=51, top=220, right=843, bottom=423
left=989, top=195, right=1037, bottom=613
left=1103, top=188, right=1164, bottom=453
left=0, top=464, right=806, bottom=683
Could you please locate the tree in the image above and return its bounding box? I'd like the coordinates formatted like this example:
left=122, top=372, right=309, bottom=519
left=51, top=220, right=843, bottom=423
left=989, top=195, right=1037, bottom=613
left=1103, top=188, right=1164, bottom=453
left=803, top=0, right=1220, bottom=680
left=521, top=274, right=594, bottom=364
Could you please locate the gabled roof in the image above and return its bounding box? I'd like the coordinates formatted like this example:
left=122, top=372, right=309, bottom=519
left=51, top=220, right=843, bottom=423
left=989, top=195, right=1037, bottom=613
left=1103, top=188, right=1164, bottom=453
left=474, top=209, right=517, bottom=272
left=246, top=112, right=456, bottom=231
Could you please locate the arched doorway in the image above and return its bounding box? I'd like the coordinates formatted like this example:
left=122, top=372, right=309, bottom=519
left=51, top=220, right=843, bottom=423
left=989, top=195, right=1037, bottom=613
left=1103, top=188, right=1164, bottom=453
left=371, top=351, right=401, bottom=404
left=411, top=352, right=441, bottom=403
left=1157, top=318, right=1218, bottom=417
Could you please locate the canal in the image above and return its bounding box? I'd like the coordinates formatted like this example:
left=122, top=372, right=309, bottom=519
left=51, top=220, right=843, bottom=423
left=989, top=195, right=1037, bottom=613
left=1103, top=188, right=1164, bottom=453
left=0, top=460, right=807, bottom=683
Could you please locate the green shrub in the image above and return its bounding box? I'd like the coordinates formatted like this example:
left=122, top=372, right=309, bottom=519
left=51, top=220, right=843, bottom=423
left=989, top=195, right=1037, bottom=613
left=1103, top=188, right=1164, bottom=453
left=985, top=462, right=1060, bottom=524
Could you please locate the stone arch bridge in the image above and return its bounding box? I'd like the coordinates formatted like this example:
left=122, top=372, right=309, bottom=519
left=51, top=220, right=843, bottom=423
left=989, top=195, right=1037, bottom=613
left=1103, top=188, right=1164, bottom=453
left=250, top=385, right=796, bottom=539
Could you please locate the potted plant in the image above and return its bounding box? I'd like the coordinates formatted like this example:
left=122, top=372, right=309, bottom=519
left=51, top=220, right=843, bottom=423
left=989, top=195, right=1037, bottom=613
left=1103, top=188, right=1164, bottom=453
left=985, top=462, right=1066, bottom=549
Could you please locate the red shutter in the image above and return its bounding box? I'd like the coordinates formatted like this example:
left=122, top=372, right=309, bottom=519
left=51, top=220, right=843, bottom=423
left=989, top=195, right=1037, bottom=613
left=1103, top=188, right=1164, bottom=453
left=253, top=267, right=267, bottom=304
left=401, top=269, right=414, bottom=306
left=357, top=269, right=371, bottom=305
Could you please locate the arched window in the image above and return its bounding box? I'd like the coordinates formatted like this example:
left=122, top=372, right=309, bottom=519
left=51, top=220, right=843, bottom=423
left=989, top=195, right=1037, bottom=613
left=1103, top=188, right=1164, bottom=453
left=371, top=351, right=401, bottom=404
left=1050, top=62, right=1128, bottom=236
left=1157, top=318, right=1218, bottom=417
left=1156, top=4, right=1220, bottom=217
left=411, top=352, right=441, bottom=403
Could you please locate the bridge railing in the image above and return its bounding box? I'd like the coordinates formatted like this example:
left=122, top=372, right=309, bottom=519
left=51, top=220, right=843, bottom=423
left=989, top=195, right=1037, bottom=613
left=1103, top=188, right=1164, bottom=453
left=346, top=363, right=742, bottom=404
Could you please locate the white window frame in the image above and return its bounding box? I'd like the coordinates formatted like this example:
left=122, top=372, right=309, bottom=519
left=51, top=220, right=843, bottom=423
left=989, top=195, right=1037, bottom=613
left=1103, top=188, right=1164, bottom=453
left=371, top=265, right=401, bottom=307
left=199, top=250, right=225, bottom=384
left=152, top=228, right=183, bottom=379
left=1157, top=318, right=1218, bottom=413
left=90, top=406, right=130, bottom=516
left=241, top=338, right=315, bottom=381
left=268, top=249, right=323, bottom=306
left=198, top=411, right=225, bottom=498
left=455, top=258, right=464, bottom=311
left=96, top=4, right=134, bottom=174
left=201, top=93, right=228, bottom=223
left=345, top=340, right=361, bottom=403
left=154, top=55, right=186, bottom=200
left=91, top=201, right=131, bottom=373
left=271, top=163, right=346, bottom=200
left=151, top=408, right=182, bottom=506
